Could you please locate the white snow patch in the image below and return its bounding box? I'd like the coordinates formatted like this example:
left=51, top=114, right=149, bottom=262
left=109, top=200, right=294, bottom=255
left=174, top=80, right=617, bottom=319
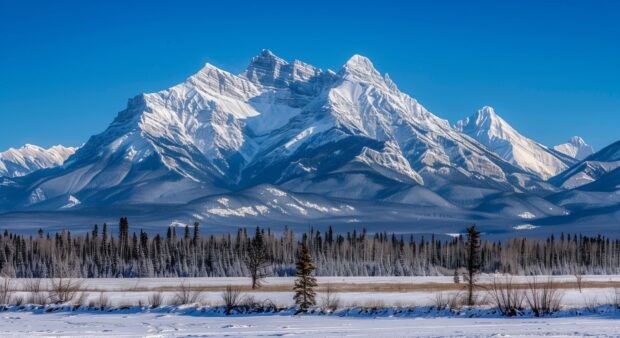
left=445, top=233, right=463, bottom=238
left=284, top=127, right=315, bottom=150
left=518, top=211, right=536, bottom=219
left=265, top=187, right=287, bottom=197
left=206, top=205, right=269, bottom=217
left=169, top=220, right=188, bottom=227
left=513, top=224, right=539, bottom=230
left=217, top=198, right=230, bottom=207
left=60, top=195, right=81, bottom=209
left=285, top=203, right=308, bottom=215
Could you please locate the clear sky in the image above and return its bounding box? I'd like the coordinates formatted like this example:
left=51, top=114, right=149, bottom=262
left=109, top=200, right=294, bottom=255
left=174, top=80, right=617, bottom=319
left=1, top=0, right=618, bottom=151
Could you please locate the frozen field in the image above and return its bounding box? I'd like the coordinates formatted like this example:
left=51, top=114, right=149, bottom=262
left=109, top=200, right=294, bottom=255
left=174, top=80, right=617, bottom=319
left=1, top=275, right=620, bottom=337
left=0, top=311, right=619, bottom=337
left=7, top=275, right=620, bottom=308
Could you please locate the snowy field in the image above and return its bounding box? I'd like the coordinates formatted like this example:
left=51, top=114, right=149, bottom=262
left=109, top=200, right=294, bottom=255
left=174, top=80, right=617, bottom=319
left=1, top=311, right=620, bottom=337
left=2, top=275, right=620, bottom=337
left=7, top=275, right=620, bottom=308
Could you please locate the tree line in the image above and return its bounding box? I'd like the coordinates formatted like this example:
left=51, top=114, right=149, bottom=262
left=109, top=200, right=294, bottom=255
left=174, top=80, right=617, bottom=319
left=0, top=218, right=618, bottom=278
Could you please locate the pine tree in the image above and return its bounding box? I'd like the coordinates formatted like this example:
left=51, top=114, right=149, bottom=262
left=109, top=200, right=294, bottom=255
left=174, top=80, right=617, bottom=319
left=293, top=243, right=317, bottom=312
left=465, top=225, right=481, bottom=306
left=184, top=225, right=190, bottom=241
left=192, top=222, right=200, bottom=245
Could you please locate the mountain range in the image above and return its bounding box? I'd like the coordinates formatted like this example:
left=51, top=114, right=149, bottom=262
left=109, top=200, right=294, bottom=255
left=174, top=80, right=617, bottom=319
left=0, top=50, right=617, bottom=237
left=0, top=144, right=76, bottom=178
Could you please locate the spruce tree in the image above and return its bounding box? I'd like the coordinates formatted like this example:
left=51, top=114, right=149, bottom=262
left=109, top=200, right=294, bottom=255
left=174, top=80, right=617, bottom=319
left=465, top=225, right=481, bottom=306
left=192, top=222, right=200, bottom=245
left=293, top=243, right=317, bottom=312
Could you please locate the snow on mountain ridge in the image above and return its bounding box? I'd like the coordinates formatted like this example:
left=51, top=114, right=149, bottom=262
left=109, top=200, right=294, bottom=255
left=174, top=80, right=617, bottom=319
left=456, top=106, right=576, bottom=179
left=0, top=50, right=561, bottom=215
left=0, top=144, right=77, bottom=178
left=554, top=136, right=594, bottom=160
left=550, top=140, right=620, bottom=189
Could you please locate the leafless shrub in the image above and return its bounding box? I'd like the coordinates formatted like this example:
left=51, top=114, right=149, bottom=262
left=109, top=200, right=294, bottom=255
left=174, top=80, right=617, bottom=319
left=448, top=292, right=464, bottom=310
left=320, top=283, right=341, bottom=312
left=148, top=292, right=164, bottom=308
left=13, top=295, right=24, bottom=306
left=261, top=298, right=278, bottom=311
left=49, top=278, right=84, bottom=304
left=221, top=285, right=242, bottom=315
left=488, top=277, right=525, bottom=316
left=171, top=282, right=202, bottom=305
left=362, top=300, right=385, bottom=309
left=240, top=295, right=260, bottom=308
left=433, top=292, right=449, bottom=310
left=0, top=277, right=13, bottom=304
left=74, top=292, right=88, bottom=307
left=95, top=292, right=110, bottom=310
left=24, top=279, right=47, bottom=305
left=583, top=295, right=601, bottom=312
left=525, top=277, right=563, bottom=316
left=607, top=288, right=620, bottom=309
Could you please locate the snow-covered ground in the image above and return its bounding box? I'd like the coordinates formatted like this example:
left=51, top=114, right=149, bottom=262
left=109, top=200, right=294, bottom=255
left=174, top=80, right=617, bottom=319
left=7, top=275, right=620, bottom=307
left=2, top=275, right=620, bottom=336
left=0, top=309, right=619, bottom=337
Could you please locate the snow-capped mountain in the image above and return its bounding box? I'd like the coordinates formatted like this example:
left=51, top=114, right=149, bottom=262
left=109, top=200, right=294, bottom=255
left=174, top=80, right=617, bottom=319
left=455, top=106, right=576, bottom=179
left=5, top=50, right=613, bottom=235
left=553, top=136, right=594, bottom=160
left=549, top=140, right=620, bottom=189
left=0, top=50, right=552, bottom=213
left=0, top=144, right=76, bottom=178
left=548, top=141, right=620, bottom=215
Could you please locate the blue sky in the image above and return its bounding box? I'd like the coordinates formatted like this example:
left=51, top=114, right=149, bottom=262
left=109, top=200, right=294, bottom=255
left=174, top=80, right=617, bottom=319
left=1, top=0, right=618, bottom=151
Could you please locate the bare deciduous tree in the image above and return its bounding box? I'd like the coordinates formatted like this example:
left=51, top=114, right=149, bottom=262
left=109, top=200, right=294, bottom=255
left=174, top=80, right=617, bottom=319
left=574, top=271, right=584, bottom=293
left=243, top=227, right=270, bottom=289
left=0, top=277, right=13, bottom=305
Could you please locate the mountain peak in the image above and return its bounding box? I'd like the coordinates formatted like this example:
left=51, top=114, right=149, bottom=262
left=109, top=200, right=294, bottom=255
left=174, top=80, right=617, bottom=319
left=569, top=136, right=586, bottom=146
left=242, top=49, right=324, bottom=89
left=0, top=144, right=77, bottom=178
left=479, top=105, right=497, bottom=116
left=554, top=136, right=594, bottom=160
left=457, top=106, right=575, bottom=179
left=242, top=49, right=289, bottom=86
left=455, top=106, right=507, bottom=138
left=340, top=54, right=380, bottom=78
left=253, top=49, right=286, bottom=64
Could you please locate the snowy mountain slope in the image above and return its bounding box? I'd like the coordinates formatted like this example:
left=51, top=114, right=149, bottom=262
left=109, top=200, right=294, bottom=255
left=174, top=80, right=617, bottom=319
left=0, top=51, right=336, bottom=210
left=554, top=136, right=594, bottom=160
left=455, top=106, right=576, bottom=179
left=549, top=140, right=620, bottom=189
left=240, top=55, right=546, bottom=198
left=549, top=161, right=620, bottom=211
left=0, top=144, right=76, bottom=178
left=0, top=50, right=586, bottom=234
